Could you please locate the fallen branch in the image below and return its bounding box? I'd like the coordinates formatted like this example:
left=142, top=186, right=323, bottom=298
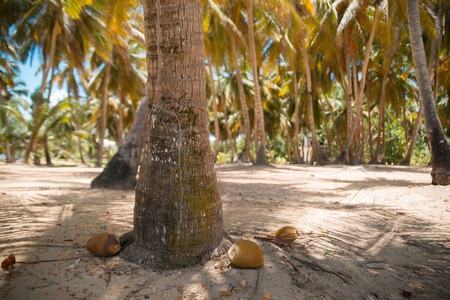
left=290, top=254, right=350, bottom=284
left=282, top=255, right=308, bottom=288
left=253, top=236, right=294, bottom=248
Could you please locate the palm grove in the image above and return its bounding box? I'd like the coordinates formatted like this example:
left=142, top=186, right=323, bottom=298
left=1, top=0, right=450, bottom=185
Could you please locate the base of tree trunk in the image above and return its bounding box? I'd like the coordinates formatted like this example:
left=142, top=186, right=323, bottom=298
left=254, top=144, right=268, bottom=165
left=398, top=159, right=411, bottom=166
left=349, top=156, right=362, bottom=165
left=91, top=150, right=137, bottom=190
left=119, top=231, right=232, bottom=270
left=317, top=152, right=333, bottom=165
left=33, top=154, right=41, bottom=166
left=334, top=150, right=348, bottom=164
left=431, top=169, right=450, bottom=185
left=238, top=150, right=252, bottom=163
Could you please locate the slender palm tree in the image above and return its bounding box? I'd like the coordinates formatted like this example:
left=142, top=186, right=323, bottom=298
left=246, top=0, right=268, bottom=164
left=85, top=0, right=140, bottom=167
left=287, top=0, right=332, bottom=164
left=406, top=0, right=450, bottom=185
left=333, top=0, right=382, bottom=164
left=120, top=0, right=224, bottom=269
left=206, top=0, right=253, bottom=162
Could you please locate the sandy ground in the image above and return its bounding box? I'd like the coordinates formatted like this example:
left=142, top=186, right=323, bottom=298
left=0, top=162, right=449, bottom=300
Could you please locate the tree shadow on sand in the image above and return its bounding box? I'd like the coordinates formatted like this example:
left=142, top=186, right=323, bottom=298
left=0, top=164, right=448, bottom=299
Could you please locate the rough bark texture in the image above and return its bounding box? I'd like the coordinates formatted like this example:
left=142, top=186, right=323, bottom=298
left=406, top=0, right=450, bottom=185
left=91, top=95, right=147, bottom=189
left=230, top=35, right=252, bottom=162
left=120, top=0, right=224, bottom=269
left=246, top=0, right=267, bottom=164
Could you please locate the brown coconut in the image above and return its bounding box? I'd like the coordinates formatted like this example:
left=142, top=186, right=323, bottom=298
left=86, top=233, right=120, bottom=257
left=274, top=226, right=298, bottom=242
left=227, top=240, right=263, bottom=269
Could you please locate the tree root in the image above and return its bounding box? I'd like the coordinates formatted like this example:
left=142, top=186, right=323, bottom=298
left=431, top=170, right=450, bottom=185
left=201, top=233, right=233, bottom=262
left=119, top=231, right=232, bottom=270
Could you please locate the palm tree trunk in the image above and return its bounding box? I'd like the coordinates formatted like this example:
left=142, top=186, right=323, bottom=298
left=207, top=58, right=220, bottom=160
left=117, top=84, right=125, bottom=147
left=433, top=3, right=443, bottom=102
left=91, top=94, right=147, bottom=189
left=351, top=56, right=360, bottom=161
left=230, top=35, right=252, bottom=162
left=366, top=77, right=374, bottom=158
left=97, top=63, right=111, bottom=167
left=371, top=63, right=389, bottom=163
left=254, top=111, right=258, bottom=155
left=219, top=91, right=238, bottom=162
left=400, top=104, right=423, bottom=165
left=71, top=90, right=86, bottom=165
left=267, top=135, right=275, bottom=163
left=399, top=10, right=439, bottom=167
left=402, top=98, right=409, bottom=150
left=340, top=3, right=379, bottom=164
left=1, top=96, right=13, bottom=163
left=43, top=133, right=53, bottom=166
left=406, top=0, right=450, bottom=185
left=285, top=97, right=292, bottom=163
left=23, top=0, right=62, bottom=163
left=319, top=100, right=332, bottom=156
left=344, top=45, right=353, bottom=144
left=302, top=37, right=331, bottom=164
left=120, top=0, right=224, bottom=269
left=293, top=69, right=303, bottom=164
left=286, top=130, right=292, bottom=163
left=246, top=0, right=267, bottom=164
left=321, top=88, right=342, bottom=152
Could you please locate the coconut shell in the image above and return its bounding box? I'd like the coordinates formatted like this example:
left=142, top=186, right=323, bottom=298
left=274, top=226, right=298, bottom=242
left=227, top=240, right=263, bottom=269
left=1, top=254, right=16, bottom=270
left=86, top=233, right=120, bottom=257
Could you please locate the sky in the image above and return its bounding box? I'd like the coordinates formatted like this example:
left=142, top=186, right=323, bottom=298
left=18, top=52, right=68, bottom=105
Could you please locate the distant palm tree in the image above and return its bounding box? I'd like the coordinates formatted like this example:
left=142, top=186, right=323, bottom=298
left=246, top=0, right=268, bottom=164
left=16, top=0, right=107, bottom=163
left=0, top=47, right=27, bottom=163
left=406, top=0, right=450, bottom=185
left=87, top=0, right=141, bottom=167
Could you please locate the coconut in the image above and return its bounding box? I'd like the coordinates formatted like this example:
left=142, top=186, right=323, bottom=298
left=274, top=226, right=298, bottom=242
left=227, top=240, right=263, bottom=269
left=86, top=233, right=120, bottom=257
